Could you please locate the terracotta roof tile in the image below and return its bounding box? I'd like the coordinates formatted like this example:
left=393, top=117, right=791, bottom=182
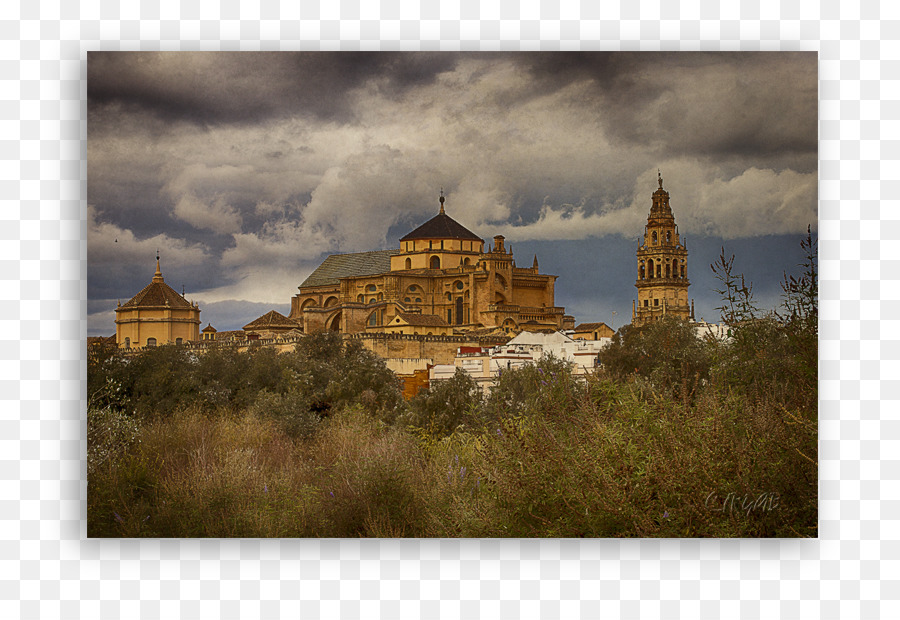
left=242, top=310, right=299, bottom=330
left=574, top=322, right=612, bottom=331
left=120, top=281, right=194, bottom=309
left=396, top=312, right=449, bottom=327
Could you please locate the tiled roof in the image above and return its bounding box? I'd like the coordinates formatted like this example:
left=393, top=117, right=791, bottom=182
left=396, top=312, right=449, bottom=327
left=300, top=249, right=401, bottom=288
left=400, top=212, right=482, bottom=242
left=574, top=322, right=611, bottom=331
left=120, top=281, right=194, bottom=309
left=243, top=310, right=299, bottom=330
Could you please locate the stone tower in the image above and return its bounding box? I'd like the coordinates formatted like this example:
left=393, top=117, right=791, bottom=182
left=632, top=172, right=694, bottom=326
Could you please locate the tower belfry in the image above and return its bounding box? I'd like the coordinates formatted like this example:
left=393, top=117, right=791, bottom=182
left=632, top=172, right=693, bottom=326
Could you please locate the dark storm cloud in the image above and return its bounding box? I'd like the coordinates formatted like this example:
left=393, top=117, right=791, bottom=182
left=87, top=52, right=817, bottom=336
left=87, top=52, right=460, bottom=128
left=516, top=52, right=817, bottom=168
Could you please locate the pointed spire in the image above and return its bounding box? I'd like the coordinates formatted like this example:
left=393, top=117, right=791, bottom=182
left=439, top=188, right=445, bottom=214
left=532, top=254, right=539, bottom=270
left=152, top=250, right=164, bottom=283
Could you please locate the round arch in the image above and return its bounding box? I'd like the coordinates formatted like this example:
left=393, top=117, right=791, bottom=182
left=327, top=311, right=342, bottom=332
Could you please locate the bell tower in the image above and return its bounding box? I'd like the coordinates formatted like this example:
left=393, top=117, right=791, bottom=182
left=632, top=171, right=694, bottom=326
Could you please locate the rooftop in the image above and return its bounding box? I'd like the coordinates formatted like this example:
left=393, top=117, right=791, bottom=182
left=243, top=310, right=299, bottom=331
left=396, top=312, right=450, bottom=327
left=399, top=211, right=481, bottom=242
left=300, top=249, right=401, bottom=288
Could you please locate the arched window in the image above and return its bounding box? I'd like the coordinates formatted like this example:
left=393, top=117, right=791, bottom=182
left=463, top=257, right=471, bottom=266
left=666, top=263, right=671, bottom=278
left=146, top=337, right=157, bottom=347
left=639, top=265, right=645, bottom=279
left=656, top=264, right=661, bottom=278
left=430, top=255, right=440, bottom=269
left=652, top=231, right=658, bottom=245
left=647, top=259, right=654, bottom=279
left=666, top=231, right=671, bottom=244
left=124, top=337, right=130, bottom=348
left=681, top=264, right=686, bottom=278
left=455, top=297, right=464, bottom=325
left=405, top=257, right=412, bottom=270
left=175, top=337, right=183, bottom=345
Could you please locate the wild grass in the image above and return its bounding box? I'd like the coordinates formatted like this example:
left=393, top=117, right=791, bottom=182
left=88, top=233, right=817, bottom=538
left=88, top=371, right=816, bottom=538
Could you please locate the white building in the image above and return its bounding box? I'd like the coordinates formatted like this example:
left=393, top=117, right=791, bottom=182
left=429, top=331, right=611, bottom=391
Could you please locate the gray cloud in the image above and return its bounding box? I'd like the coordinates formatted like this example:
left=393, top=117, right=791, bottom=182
left=87, top=52, right=817, bottom=335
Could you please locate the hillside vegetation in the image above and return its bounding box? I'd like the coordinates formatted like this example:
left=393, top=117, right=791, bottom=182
left=88, top=232, right=817, bottom=538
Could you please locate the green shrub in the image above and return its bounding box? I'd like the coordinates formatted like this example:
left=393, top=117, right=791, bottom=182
left=404, top=367, right=483, bottom=438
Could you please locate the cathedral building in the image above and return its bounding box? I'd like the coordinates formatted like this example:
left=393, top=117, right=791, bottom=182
left=291, top=192, right=573, bottom=335
left=115, top=254, right=201, bottom=348
left=632, top=173, right=695, bottom=326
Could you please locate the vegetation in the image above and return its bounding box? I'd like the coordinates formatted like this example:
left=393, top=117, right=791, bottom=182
left=88, top=233, right=817, bottom=538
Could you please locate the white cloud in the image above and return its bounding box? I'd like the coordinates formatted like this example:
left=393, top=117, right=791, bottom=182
left=171, top=192, right=243, bottom=235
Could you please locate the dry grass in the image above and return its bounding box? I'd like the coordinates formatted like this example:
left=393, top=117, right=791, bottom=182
left=88, top=374, right=816, bottom=538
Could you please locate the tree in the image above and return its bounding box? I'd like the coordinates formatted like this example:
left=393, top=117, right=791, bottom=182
left=599, top=316, right=710, bottom=404
left=405, top=368, right=483, bottom=437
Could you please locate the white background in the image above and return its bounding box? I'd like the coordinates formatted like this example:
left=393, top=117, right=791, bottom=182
left=1, top=1, right=892, bottom=618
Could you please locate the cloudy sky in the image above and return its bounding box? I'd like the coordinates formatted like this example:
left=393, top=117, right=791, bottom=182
left=87, top=52, right=817, bottom=335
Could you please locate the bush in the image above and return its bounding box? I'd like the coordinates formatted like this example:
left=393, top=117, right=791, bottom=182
left=404, top=368, right=483, bottom=438
left=599, top=316, right=711, bottom=406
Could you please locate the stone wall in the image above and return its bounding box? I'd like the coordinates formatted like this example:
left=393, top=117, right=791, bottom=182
left=349, top=332, right=510, bottom=365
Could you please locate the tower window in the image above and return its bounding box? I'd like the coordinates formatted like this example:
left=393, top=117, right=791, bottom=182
left=430, top=255, right=440, bottom=269
left=654, top=299, right=659, bottom=306
left=666, top=231, right=671, bottom=244
left=656, top=264, right=661, bottom=278
left=652, top=231, right=658, bottom=245
left=681, top=264, right=686, bottom=278
left=405, top=258, right=411, bottom=269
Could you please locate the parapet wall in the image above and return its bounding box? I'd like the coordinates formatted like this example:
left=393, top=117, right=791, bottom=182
left=347, top=332, right=510, bottom=365
left=118, top=332, right=509, bottom=366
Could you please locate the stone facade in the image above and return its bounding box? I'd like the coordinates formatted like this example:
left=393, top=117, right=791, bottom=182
left=632, top=173, right=694, bottom=327
left=290, top=193, right=573, bottom=335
